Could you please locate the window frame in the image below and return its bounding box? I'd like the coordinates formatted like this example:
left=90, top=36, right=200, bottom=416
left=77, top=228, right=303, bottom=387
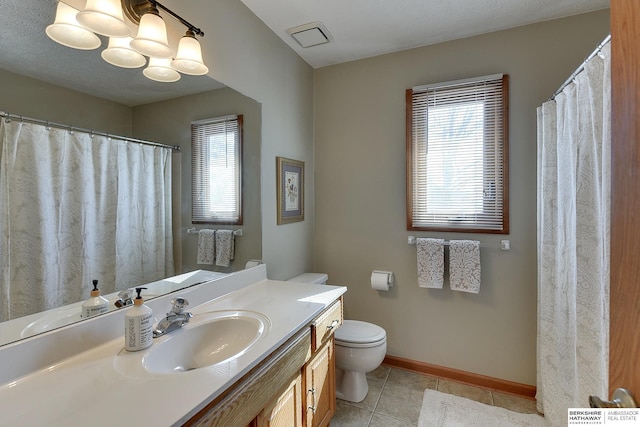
left=191, top=114, right=243, bottom=225
left=406, top=74, right=509, bottom=234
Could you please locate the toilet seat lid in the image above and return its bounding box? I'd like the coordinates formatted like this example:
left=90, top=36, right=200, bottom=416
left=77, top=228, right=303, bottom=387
left=335, top=320, right=386, bottom=344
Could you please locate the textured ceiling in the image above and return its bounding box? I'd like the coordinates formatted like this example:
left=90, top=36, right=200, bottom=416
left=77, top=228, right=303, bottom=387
left=240, top=0, right=610, bottom=68
left=0, top=0, right=609, bottom=106
left=0, top=0, right=224, bottom=107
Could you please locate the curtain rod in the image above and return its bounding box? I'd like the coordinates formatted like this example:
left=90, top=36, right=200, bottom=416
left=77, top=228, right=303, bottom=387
left=550, top=34, right=611, bottom=101
left=0, top=111, right=181, bottom=152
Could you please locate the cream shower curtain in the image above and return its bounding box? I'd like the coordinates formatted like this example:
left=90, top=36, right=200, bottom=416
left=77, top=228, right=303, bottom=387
left=0, top=119, right=175, bottom=321
left=536, top=42, right=610, bottom=425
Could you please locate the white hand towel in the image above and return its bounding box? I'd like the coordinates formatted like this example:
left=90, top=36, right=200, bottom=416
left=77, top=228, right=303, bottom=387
left=197, top=229, right=215, bottom=265
left=417, top=238, right=445, bottom=289
left=215, top=230, right=235, bottom=267
left=449, top=240, right=481, bottom=294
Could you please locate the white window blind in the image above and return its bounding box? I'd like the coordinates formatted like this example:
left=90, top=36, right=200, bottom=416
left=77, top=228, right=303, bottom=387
left=407, top=74, right=508, bottom=233
left=192, top=115, right=243, bottom=224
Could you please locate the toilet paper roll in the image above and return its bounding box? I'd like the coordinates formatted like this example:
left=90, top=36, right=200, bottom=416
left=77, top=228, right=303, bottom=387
left=371, top=270, right=393, bottom=291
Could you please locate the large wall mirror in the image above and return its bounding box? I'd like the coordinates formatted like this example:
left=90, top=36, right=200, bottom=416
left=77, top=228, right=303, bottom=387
left=0, top=0, right=262, bottom=346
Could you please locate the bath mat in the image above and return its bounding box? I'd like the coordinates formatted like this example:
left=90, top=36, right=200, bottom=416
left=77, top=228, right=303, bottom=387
left=418, top=389, right=545, bottom=427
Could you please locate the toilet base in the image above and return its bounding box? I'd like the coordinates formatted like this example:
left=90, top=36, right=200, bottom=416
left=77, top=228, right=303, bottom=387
left=335, top=367, right=369, bottom=403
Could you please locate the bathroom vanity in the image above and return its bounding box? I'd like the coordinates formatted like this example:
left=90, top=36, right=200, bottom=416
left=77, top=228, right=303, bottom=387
left=0, top=265, right=346, bottom=427
left=189, top=298, right=343, bottom=427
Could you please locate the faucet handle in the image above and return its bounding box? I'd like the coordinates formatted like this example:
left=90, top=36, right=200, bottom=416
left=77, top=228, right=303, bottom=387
left=170, top=297, right=189, bottom=314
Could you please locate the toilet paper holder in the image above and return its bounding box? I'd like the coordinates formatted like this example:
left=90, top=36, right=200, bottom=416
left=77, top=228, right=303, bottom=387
left=371, top=270, right=394, bottom=291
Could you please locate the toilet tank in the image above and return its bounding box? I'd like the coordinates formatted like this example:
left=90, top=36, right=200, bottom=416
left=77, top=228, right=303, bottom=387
left=287, top=273, right=328, bottom=285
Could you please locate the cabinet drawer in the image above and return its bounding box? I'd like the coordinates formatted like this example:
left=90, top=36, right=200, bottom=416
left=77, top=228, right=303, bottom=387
left=311, top=298, right=343, bottom=351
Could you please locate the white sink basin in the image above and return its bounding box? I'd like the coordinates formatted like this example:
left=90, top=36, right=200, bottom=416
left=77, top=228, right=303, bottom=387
left=142, top=310, right=269, bottom=374
left=20, top=305, right=82, bottom=337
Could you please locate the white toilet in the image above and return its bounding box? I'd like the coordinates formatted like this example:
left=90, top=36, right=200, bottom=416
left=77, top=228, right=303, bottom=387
left=287, top=273, right=387, bottom=403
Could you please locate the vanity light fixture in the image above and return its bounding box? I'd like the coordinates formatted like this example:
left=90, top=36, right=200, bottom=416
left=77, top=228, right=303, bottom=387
left=46, top=0, right=209, bottom=82
left=76, top=0, right=130, bottom=38
left=45, top=2, right=102, bottom=50
left=129, top=2, right=172, bottom=58
left=143, top=57, right=181, bottom=82
left=101, top=37, right=146, bottom=68
left=171, top=30, right=209, bottom=75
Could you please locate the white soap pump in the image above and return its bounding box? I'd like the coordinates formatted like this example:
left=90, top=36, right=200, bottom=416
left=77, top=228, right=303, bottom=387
left=125, top=287, right=153, bottom=352
left=81, top=279, right=109, bottom=318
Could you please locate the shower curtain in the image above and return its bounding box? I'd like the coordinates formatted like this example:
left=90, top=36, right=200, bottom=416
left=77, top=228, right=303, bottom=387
left=0, top=119, right=175, bottom=321
left=536, top=42, right=610, bottom=425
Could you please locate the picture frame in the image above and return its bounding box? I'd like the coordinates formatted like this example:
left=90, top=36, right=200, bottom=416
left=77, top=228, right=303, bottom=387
left=276, top=156, right=305, bottom=224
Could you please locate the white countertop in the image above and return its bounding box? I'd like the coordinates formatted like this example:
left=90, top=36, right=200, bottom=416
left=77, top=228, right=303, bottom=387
left=0, top=268, right=346, bottom=426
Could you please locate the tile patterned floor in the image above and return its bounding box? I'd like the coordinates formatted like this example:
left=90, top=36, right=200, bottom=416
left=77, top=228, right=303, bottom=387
left=331, top=365, right=542, bottom=427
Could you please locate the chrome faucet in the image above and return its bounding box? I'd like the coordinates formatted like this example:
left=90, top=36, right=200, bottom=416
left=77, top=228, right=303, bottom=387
left=153, top=297, right=193, bottom=338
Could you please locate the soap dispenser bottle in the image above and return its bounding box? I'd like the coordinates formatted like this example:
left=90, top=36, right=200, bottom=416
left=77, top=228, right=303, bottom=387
left=81, top=279, right=109, bottom=318
left=125, top=287, right=153, bottom=352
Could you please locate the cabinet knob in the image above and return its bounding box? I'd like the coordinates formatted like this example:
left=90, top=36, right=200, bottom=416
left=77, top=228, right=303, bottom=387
left=326, top=319, right=339, bottom=330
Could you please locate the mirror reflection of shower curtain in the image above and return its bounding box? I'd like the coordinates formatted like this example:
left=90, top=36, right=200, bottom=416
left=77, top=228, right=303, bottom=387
left=536, top=41, right=610, bottom=425
left=0, top=120, right=175, bottom=321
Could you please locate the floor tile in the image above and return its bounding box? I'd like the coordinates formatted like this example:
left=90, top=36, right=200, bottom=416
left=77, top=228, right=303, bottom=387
left=369, top=412, right=418, bottom=427
left=436, top=379, right=493, bottom=405
left=331, top=400, right=373, bottom=427
left=342, top=378, right=384, bottom=411
left=386, top=367, right=438, bottom=392
left=375, top=382, right=424, bottom=424
left=492, top=391, right=541, bottom=414
left=332, top=364, right=541, bottom=427
left=367, top=365, right=391, bottom=382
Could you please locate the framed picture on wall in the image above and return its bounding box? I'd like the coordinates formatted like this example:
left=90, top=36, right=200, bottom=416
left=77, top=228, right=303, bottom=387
left=276, top=156, right=305, bottom=224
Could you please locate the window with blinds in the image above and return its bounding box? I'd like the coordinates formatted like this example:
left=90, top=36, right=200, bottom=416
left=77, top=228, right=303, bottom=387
left=192, top=115, right=243, bottom=224
left=406, top=74, right=509, bottom=233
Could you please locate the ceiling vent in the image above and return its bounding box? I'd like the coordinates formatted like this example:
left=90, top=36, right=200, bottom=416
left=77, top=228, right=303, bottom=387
left=287, top=22, right=331, bottom=48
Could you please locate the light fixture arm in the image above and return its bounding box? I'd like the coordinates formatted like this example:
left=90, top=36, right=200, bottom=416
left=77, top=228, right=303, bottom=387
left=122, top=0, right=204, bottom=37
left=151, top=1, right=204, bottom=37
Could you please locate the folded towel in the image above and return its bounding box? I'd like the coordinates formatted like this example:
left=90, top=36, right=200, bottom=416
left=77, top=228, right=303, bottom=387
left=215, top=230, right=235, bottom=267
left=449, top=240, right=481, bottom=294
left=417, top=238, right=445, bottom=289
left=196, top=229, right=215, bottom=265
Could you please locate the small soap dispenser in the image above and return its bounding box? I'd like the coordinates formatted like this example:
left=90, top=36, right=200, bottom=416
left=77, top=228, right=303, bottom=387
left=81, top=279, right=109, bottom=318
left=125, top=287, right=153, bottom=352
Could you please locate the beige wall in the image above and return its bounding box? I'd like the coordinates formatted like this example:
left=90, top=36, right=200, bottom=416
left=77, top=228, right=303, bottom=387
left=0, top=68, right=132, bottom=136
left=132, top=87, right=262, bottom=274
left=174, top=0, right=316, bottom=280
left=313, top=10, right=610, bottom=385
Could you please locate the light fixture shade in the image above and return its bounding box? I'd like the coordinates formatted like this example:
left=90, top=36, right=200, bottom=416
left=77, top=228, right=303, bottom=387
left=76, top=0, right=130, bottom=37
left=101, top=37, right=146, bottom=68
left=45, top=2, right=101, bottom=50
left=171, top=33, right=209, bottom=75
left=143, top=57, right=180, bottom=82
left=130, top=13, right=172, bottom=58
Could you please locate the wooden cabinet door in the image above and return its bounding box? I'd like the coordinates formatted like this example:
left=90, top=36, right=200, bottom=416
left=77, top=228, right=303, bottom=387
left=304, top=338, right=335, bottom=427
left=256, top=374, right=303, bottom=427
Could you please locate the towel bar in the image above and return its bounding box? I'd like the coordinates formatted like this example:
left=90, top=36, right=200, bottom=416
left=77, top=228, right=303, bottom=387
left=407, top=235, right=506, bottom=249
left=187, top=227, right=243, bottom=236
